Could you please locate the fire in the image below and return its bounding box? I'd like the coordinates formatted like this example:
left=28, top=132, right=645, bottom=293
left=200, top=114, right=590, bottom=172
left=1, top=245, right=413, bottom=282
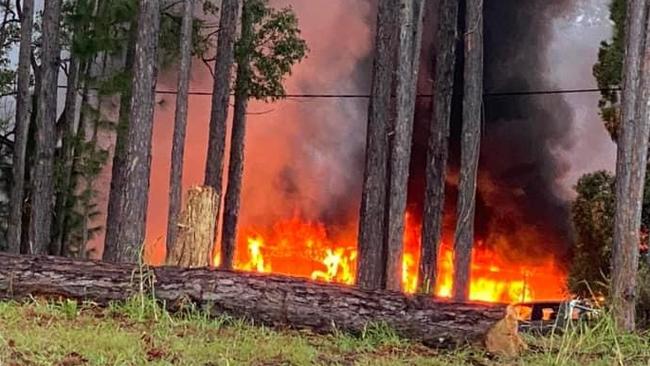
left=213, top=212, right=567, bottom=303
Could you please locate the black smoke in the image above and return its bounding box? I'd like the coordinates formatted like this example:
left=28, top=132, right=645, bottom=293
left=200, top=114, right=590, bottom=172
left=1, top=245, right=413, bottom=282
left=407, top=0, right=577, bottom=267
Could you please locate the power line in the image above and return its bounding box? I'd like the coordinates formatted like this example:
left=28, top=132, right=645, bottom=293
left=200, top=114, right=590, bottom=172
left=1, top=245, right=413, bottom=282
left=0, top=86, right=622, bottom=99
left=154, top=86, right=622, bottom=99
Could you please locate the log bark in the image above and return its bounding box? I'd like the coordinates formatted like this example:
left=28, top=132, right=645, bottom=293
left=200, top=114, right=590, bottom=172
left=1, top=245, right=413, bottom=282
left=453, top=0, right=483, bottom=302
left=0, top=253, right=504, bottom=347
left=167, top=0, right=195, bottom=257
left=220, top=0, right=253, bottom=271
left=29, top=0, right=62, bottom=255
left=611, top=0, right=650, bottom=332
left=418, top=0, right=459, bottom=294
left=167, top=186, right=219, bottom=268
left=110, top=0, right=161, bottom=263
left=7, top=0, right=35, bottom=254
left=357, top=0, right=398, bottom=291
left=385, top=0, right=425, bottom=292
left=204, top=0, right=240, bottom=193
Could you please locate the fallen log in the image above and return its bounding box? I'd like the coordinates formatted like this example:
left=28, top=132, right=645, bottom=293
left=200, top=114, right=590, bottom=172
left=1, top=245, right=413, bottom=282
left=0, top=253, right=504, bottom=346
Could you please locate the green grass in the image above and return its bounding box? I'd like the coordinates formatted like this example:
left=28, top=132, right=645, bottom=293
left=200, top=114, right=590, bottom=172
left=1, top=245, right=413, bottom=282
left=0, top=298, right=649, bottom=366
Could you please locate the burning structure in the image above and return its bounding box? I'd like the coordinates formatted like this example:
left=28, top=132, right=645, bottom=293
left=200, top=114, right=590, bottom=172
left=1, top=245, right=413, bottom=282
left=142, top=0, right=577, bottom=303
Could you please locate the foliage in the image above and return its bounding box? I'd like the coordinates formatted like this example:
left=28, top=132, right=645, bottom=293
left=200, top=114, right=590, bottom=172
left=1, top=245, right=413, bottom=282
left=570, top=171, right=650, bottom=324
left=236, top=0, right=308, bottom=101
left=569, top=171, right=616, bottom=297
left=638, top=261, right=650, bottom=328
left=0, top=0, right=19, bottom=96
left=592, top=0, right=625, bottom=140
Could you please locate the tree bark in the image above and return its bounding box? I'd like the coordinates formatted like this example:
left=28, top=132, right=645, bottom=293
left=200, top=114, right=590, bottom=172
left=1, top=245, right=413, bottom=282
left=204, top=0, right=240, bottom=194
left=103, top=23, right=138, bottom=262
left=29, top=0, right=62, bottom=255
left=220, top=0, right=253, bottom=271
left=419, top=0, right=459, bottom=294
left=167, top=186, right=219, bottom=268
left=7, top=0, right=34, bottom=254
left=385, top=0, right=425, bottom=292
left=611, top=0, right=650, bottom=332
left=166, top=0, right=194, bottom=258
left=51, top=55, right=83, bottom=257
left=62, top=77, right=91, bottom=257
left=108, top=0, right=160, bottom=263
left=357, top=0, right=398, bottom=291
left=0, top=253, right=504, bottom=347
left=453, top=0, right=483, bottom=302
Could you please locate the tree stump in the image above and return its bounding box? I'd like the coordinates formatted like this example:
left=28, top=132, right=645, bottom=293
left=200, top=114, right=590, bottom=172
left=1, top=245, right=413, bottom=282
left=166, top=186, right=219, bottom=267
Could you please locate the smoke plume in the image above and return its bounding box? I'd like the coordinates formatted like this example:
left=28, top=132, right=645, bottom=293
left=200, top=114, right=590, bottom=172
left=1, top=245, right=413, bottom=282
left=408, top=0, right=577, bottom=267
left=142, top=0, right=578, bottom=269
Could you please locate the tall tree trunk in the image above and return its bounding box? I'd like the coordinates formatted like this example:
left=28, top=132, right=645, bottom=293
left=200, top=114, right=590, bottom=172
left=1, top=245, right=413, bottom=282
left=62, top=76, right=91, bottom=258
left=103, top=23, right=137, bottom=261
left=611, top=0, right=650, bottom=332
left=204, top=0, right=240, bottom=194
left=418, top=0, right=459, bottom=294
left=452, top=0, right=483, bottom=302
left=385, top=0, right=425, bottom=292
left=7, top=0, right=35, bottom=254
left=108, top=0, right=160, bottom=263
left=51, top=56, right=83, bottom=256
left=28, top=0, right=62, bottom=255
left=220, top=0, right=254, bottom=271
left=166, top=0, right=194, bottom=259
left=356, top=0, right=398, bottom=290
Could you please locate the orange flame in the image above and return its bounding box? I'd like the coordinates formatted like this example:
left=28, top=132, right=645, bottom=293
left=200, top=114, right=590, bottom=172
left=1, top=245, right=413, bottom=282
left=213, top=212, right=567, bottom=303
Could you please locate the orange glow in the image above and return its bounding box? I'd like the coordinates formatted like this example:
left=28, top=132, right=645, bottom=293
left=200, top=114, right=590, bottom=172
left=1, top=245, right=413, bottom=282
left=135, top=3, right=568, bottom=305
left=211, top=212, right=567, bottom=303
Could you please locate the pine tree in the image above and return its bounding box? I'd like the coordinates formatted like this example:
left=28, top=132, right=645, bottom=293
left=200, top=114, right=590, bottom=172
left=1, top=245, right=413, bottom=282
left=384, top=0, right=425, bottom=292
left=107, top=0, right=160, bottom=263
left=7, top=0, right=34, bottom=254
left=419, top=0, right=460, bottom=294
left=204, top=0, right=240, bottom=194
left=356, top=0, right=398, bottom=290
left=104, top=21, right=137, bottom=261
left=453, top=0, right=483, bottom=301
left=166, top=0, right=194, bottom=258
left=611, top=0, right=650, bottom=332
left=29, top=0, right=62, bottom=254
left=220, top=0, right=307, bottom=270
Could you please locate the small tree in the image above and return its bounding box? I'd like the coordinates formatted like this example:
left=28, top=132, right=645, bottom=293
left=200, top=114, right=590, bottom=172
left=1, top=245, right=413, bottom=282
left=220, top=0, right=307, bottom=269
left=593, top=0, right=625, bottom=140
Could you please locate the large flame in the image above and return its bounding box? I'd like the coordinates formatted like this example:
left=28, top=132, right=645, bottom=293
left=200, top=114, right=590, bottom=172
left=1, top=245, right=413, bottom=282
left=213, top=212, right=567, bottom=303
